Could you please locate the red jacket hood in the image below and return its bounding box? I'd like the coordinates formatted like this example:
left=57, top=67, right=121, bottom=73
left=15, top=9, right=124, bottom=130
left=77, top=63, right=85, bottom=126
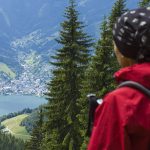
left=114, top=62, right=150, bottom=89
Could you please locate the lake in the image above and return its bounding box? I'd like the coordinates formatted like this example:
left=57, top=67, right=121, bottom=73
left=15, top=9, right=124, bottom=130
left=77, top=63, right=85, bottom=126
left=0, top=95, right=47, bottom=116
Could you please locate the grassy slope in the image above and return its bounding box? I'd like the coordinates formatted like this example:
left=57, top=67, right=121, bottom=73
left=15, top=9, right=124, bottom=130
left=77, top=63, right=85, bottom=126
left=0, top=63, right=16, bottom=79
left=1, top=114, right=31, bottom=141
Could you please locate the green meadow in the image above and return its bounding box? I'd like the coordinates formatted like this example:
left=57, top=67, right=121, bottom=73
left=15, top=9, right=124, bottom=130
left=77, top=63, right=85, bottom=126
left=1, top=114, right=31, bottom=141
left=0, top=63, right=16, bottom=79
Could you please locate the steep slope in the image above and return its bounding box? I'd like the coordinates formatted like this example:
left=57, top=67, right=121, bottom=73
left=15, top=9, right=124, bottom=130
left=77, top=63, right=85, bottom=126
left=1, top=114, right=30, bottom=141
left=0, top=0, right=139, bottom=95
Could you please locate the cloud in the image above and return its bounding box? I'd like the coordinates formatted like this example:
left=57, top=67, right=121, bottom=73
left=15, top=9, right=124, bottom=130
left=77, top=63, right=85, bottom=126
left=38, top=3, right=47, bottom=17
left=0, top=8, right=11, bottom=27
left=47, top=32, right=59, bottom=41
left=78, top=0, right=88, bottom=7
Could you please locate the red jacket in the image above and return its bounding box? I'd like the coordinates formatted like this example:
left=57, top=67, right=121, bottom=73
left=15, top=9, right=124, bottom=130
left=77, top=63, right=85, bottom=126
left=88, top=63, right=150, bottom=150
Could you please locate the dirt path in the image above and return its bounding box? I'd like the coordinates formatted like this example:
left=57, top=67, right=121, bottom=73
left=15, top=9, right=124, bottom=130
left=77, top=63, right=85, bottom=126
left=3, top=126, right=30, bottom=137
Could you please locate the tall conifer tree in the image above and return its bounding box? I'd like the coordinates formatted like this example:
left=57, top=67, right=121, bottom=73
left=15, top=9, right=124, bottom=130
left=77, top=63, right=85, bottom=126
left=109, top=0, right=127, bottom=30
left=26, top=108, right=44, bottom=150
left=108, top=0, right=127, bottom=72
left=0, top=132, right=25, bottom=150
left=78, top=17, right=113, bottom=150
left=42, top=0, right=92, bottom=149
left=78, top=0, right=127, bottom=149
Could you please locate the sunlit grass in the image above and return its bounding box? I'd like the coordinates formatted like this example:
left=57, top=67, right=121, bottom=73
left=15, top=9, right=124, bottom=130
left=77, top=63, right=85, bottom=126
left=0, top=63, right=16, bottom=79
left=1, top=114, right=31, bottom=141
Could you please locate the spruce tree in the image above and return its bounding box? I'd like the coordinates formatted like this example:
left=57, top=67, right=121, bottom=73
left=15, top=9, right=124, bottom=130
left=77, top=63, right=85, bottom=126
left=78, top=0, right=127, bottom=149
left=80, top=17, right=114, bottom=99
left=42, top=0, right=92, bottom=149
left=78, top=17, right=114, bottom=150
left=109, top=0, right=127, bottom=30
left=108, top=0, right=127, bottom=72
left=0, top=132, right=25, bottom=150
left=26, top=108, right=43, bottom=150
left=139, top=0, right=150, bottom=7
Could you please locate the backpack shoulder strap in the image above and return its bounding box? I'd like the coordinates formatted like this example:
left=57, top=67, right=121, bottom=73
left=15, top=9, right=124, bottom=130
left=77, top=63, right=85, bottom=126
left=117, top=81, right=150, bottom=97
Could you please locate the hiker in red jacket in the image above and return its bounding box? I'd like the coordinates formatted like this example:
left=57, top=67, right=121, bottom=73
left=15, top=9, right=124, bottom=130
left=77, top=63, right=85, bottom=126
left=88, top=7, right=150, bottom=150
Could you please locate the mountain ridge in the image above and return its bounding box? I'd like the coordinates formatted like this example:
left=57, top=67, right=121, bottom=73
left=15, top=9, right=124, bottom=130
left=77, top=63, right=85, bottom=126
left=0, top=0, right=139, bottom=95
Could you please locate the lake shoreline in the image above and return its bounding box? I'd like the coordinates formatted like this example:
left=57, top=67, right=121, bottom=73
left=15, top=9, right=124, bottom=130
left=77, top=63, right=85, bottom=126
left=0, top=95, right=46, bottom=116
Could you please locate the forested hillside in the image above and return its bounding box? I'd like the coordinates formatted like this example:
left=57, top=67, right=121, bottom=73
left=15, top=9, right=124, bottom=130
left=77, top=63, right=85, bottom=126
left=0, top=0, right=139, bottom=96
left=1, top=0, right=150, bottom=150
left=26, top=0, right=150, bottom=150
left=0, top=132, right=25, bottom=150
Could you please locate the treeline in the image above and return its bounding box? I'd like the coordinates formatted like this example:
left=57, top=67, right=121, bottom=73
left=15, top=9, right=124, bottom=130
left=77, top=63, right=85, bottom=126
left=0, top=131, right=25, bottom=150
left=20, top=109, right=38, bottom=134
left=26, top=0, right=150, bottom=150
left=21, top=106, right=45, bottom=134
left=0, top=108, right=32, bottom=123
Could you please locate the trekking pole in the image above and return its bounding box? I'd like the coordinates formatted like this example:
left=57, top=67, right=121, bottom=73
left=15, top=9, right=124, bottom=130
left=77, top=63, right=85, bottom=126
left=86, top=94, right=98, bottom=137
left=86, top=94, right=103, bottom=137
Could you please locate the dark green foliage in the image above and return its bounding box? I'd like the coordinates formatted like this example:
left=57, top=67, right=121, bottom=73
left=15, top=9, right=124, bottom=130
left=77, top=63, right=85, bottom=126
left=78, top=17, right=114, bottom=150
left=21, top=106, right=46, bottom=134
left=78, top=1, right=127, bottom=149
left=139, top=0, right=150, bottom=7
left=108, top=0, right=127, bottom=72
left=0, top=132, right=25, bottom=150
left=85, top=18, right=115, bottom=95
left=109, top=0, right=127, bottom=30
left=26, top=0, right=128, bottom=149
left=26, top=108, right=44, bottom=150
left=21, top=109, right=39, bottom=134
left=41, top=0, right=93, bottom=149
left=0, top=108, right=32, bottom=123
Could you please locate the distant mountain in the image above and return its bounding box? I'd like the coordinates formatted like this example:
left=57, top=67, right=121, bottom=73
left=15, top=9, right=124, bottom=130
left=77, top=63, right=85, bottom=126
left=0, top=0, right=139, bottom=95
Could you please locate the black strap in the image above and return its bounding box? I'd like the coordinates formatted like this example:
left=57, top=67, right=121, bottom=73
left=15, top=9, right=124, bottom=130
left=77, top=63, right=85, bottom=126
left=118, top=81, right=150, bottom=97
left=86, top=95, right=98, bottom=137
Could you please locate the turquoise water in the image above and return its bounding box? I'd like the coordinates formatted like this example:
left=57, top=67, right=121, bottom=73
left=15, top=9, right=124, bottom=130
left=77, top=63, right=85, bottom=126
left=0, top=95, right=47, bottom=116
